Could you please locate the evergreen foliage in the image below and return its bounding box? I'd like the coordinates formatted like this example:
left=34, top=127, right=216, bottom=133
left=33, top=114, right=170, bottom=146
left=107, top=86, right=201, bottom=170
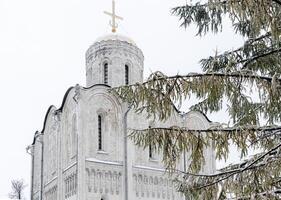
left=113, top=0, right=281, bottom=199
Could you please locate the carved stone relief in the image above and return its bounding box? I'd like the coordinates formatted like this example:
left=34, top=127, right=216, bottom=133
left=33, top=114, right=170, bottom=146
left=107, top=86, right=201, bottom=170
left=64, top=172, right=77, bottom=199
left=44, top=185, right=57, bottom=200
left=133, top=173, right=177, bottom=199
left=86, top=168, right=122, bottom=196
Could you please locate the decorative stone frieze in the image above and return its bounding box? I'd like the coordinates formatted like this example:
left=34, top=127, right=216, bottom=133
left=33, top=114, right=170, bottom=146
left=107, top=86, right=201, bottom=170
left=44, top=185, right=57, bottom=200
left=64, top=172, right=77, bottom=199
left=133, top=173, right=176, bottom=199
left=86, top=40, right=144, bottom=64
left=86, top=167, right=122, bottom=195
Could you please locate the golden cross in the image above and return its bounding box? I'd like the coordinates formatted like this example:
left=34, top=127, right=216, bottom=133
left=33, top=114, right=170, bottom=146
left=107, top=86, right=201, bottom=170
left=104, top=0, right=123, bottom=33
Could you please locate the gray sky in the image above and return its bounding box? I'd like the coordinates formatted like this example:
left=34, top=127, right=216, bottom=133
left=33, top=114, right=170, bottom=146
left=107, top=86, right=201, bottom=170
left=0, top=0, right=243, bottom=199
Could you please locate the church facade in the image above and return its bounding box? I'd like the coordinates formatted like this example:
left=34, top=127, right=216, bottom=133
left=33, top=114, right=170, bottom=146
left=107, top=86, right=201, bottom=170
left=28, top=34, right=216, bottom=200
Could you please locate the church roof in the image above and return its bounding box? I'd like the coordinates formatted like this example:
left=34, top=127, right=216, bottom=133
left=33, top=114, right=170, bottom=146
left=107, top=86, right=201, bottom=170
left=31, top=83, right=214, bottom=145
left=94, top=34, right=137, bottom=46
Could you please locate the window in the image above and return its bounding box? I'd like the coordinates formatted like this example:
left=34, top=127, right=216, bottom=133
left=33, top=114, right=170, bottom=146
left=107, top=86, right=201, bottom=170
left=104, top=62, right=108, bottom=84
left=149, top=144, right=157, bottom=160
left=149, top=144, right=153, bottom=159
left=98, top=115, right=102, bottom=150
left=148, top=123, right=157, bottom=160
left=125, top=64, right=129, bottom=85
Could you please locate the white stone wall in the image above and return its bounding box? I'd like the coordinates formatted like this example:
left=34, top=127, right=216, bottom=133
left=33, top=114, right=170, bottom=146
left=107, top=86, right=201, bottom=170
left=81, top=86, right=123, bottom=163
left=128, top=111, right=183, bottom=170
left=60, top=90, right=78, bottom=170
left=31, top=37, right=216, bottom=200
left=33, top=136, right=43, bottom=199
left=85, top=39, right=144, bottom=88
left=63, top=163, right=77, bottom=200
left=32, top=85, right=215, bottom=200
left=85, top=160, right=123, bottom=200
left=183, top=112, right=216, bottom=174
left=43, top=107, right=59, bottom=186
left=132, top=167, right=183, bottom=200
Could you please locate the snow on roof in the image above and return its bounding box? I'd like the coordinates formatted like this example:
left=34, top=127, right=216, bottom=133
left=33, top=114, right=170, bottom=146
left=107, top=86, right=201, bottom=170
left=86, top=158, right=123, bottom=166
left=94, top=34, right=137, bottom=46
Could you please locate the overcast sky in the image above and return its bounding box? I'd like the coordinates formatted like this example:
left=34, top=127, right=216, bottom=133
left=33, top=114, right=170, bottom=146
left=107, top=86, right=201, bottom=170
left=0, top=0, right=244, bottom=199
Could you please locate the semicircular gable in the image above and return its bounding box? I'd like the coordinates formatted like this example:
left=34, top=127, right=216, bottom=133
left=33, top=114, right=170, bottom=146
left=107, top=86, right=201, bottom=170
left=38, top=86, right=75, bottom=136
left=82, top=83, right=111, bottom=90
left=184, top=110, right=212, bottom=129
left=32, top=131, right=40, bottom=145
left=87, top=95, right=122, bottom=123
left=58, top=86, right=75, bottom=113
left=41, top=105, right=57, bottom=134
left=87, top=87, right=123, bottom=114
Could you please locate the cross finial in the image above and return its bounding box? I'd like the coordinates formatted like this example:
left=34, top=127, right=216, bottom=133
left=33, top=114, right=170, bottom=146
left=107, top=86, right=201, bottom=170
left=104, top=0, right=123, bottom=33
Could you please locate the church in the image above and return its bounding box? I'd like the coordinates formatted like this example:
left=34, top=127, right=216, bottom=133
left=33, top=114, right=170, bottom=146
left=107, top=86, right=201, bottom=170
left=27, top=2, right=216, bottom=200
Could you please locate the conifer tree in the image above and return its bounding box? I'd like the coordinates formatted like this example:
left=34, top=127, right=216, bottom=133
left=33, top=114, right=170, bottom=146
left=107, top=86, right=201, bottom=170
left=114, top=0, right=281, bottom=199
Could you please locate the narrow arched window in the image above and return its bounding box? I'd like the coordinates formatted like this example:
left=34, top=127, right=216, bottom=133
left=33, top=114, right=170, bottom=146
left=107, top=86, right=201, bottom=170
left=104, top=63, right=108, bottom=84
left=98, top=115, right=102, bottom=150
left=125, top=64, right=129, bottom=85
left=149, top=144, right=153, bottom=159
left=148, top=123, right=156, bottom=160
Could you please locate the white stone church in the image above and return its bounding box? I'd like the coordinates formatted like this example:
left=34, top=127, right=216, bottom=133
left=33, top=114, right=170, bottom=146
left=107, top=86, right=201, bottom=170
left=28, top=5, right=216, bottom=200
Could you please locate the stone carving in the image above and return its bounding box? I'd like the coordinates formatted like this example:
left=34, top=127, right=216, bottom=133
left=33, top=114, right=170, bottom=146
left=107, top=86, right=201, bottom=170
left=64, top=172, right=77, bottom=199
left=86, top=40, right=144, bottom=64
left=44, top=185, right=57, bottom=200
left=133, top=173, right=176, bottom=199
left=86, top=168, right=122, bottom=196
left=73, top=84, right=81, bottom=103
left=54, top=110, right=62, bottom=122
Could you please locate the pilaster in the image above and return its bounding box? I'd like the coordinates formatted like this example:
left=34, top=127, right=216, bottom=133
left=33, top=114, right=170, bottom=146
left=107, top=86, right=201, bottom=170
left=55, top=111, right=63, bottom=200
left=76, top=85, right=86, bottom=200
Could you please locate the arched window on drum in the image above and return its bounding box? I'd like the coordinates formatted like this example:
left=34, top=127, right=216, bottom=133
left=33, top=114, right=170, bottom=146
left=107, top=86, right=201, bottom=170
left=103, top=62, right=109, bottom=84
left=125, top=64, right=129, bottom=85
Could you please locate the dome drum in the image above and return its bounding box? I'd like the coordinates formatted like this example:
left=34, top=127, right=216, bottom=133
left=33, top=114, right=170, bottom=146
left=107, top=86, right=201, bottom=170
left=85, top=34, right=144, bottom=88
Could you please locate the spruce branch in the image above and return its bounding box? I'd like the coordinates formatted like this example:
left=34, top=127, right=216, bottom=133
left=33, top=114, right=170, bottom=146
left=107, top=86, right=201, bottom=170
left=130, top=125, right=281, bottom=172
left=175, top=143, right=281, bottom=199
left=139, top=72, right=278, bottom=85
left=110, top=1, right=281, bottom=198
left=273, top=0, right=281, bottom=6
left=241, top=47, right=281, bottom=68
left=113, top=69, right=281, bottom=130
left=172, top=0, right=281, bottom=38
